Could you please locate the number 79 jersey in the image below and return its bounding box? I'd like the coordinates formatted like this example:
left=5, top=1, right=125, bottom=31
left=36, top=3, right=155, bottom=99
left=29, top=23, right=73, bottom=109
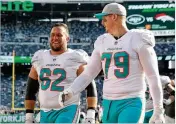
left=32, top=48, right=89, bottom=111
left=95, top=29, right=155, bottom=100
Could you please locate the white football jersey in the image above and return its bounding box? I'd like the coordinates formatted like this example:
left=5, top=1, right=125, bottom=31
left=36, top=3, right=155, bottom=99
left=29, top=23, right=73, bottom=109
left=32, top=48, right=89, bottom=111
left=94, top=29, right=155, bottom=100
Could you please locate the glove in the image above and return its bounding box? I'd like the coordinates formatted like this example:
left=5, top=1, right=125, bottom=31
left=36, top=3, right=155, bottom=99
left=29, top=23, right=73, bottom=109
left=149, top=107, right=165, bottom=123
left=163, top=98, right=172, bottom=105
left=25, top=113, right=34, bottom=123
left=84, top=109, right=96, bottom=123
left=58, top=88, right=74, bottom=107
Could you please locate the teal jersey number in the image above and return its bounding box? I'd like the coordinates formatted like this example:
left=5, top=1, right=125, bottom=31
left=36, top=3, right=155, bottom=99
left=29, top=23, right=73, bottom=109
left=40, top=68, right=51, bottom=90
left=101, top=51, right=129, bottom=79
left=101, top=53, right=112, bottom=79
left=40, top=68, right=66, bottom=91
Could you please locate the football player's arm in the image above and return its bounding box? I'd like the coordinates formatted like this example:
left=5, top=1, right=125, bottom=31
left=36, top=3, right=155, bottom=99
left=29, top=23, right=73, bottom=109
left=69, top=48, right=102, bottom=95
left=25, top=66, right=39, bottom=122
left=138, top=45, right=165, bottom=123
left=77, top=64, right=98, bottom=110
left=77, top=64, right=98, bottom=123
left=58, top=41, right=101, bottom=107
left=138, top=45, right=163, bottom=109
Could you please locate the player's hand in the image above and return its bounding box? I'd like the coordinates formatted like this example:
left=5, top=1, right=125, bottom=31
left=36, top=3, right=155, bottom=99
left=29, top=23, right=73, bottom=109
left=58, top=88, right=73, bottom=107
left=149, top=107, right=165, bottom=123
left=84, top=109, right=96, bottom=123
left=25, top=113, right=34, bottom=123
left=163, top=98, right=172, bottom=105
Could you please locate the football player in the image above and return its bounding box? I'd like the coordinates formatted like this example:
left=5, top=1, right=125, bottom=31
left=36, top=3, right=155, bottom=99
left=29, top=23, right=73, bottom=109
left=25, top=23, right=97, bottom=123
left=161, top=76, right=175, bottom=123
left=59, top=3, right=165, bottom=123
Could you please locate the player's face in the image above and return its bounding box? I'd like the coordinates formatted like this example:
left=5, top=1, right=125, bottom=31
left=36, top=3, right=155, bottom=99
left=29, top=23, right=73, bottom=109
left=101, top=14, right=119, bottom=34
left=101, top=14, right=115, bottom=34
left=50, top=27, right=69, bottom=52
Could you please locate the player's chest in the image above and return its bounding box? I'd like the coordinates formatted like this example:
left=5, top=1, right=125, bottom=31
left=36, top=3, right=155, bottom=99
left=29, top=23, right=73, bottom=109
left=101, top=39, right=132, bottom=55
left=40, top=54, right=78, bottom=69
left=100, top=38, right=138, bottom=64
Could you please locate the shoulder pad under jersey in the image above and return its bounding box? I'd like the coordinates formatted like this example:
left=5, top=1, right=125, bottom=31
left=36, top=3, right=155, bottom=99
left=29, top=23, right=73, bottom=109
left=31, top=50, right=44, bottom=65
left=132, top=29, right=155, bottom=47
left=74, top=49, right=89, bottom=63
left=94, top=33, right=110, bottom=48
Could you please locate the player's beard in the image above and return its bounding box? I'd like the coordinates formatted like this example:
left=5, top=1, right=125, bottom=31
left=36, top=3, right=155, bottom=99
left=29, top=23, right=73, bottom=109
left=50, top=42, right=63, bottom=52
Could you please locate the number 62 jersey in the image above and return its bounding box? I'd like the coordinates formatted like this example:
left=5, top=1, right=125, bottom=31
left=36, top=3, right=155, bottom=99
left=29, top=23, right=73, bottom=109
left=96, top=29, right=155, bottom=100
left=32, top=49, right=89, bottom=111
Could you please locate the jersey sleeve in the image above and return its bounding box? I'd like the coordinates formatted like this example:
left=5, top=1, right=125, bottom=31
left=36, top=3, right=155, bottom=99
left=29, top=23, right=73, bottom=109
left=72, top=49, right=90, bottom=71
left=94, top=34, right=105, bottom=49
left=131, top=29, right=163, bottom=109
left=132, top=29, right=155, bottom=52
left=138, top=44, right=163, bottom=108
left=74, top=49, right=89, bottom=64
left=141, top=29, right=155, bottom=47
left=31, top=50, right=43, bottom=69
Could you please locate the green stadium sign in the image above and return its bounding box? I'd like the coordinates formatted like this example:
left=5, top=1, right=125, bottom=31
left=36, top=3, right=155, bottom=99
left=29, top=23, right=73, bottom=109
left=0, top=56, right=32, bottom=63
left=0, top=1, right=33, bottom=12
left=15, top=56, right=32, bottom=63
left=124, top=1, right=175, bottom=36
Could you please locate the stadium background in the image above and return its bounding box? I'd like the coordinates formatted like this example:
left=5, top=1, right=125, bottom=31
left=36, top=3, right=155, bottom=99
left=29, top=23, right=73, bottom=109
left=0, top=0, right=175, bottom=123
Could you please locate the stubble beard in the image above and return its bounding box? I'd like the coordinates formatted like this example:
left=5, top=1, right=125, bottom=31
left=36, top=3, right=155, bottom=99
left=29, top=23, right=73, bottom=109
left=50, top=43, right=63, bottom=52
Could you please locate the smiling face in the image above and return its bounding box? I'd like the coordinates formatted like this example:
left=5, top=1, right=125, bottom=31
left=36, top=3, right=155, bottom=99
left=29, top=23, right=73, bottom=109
left=49, top=26, right=69, bottom=52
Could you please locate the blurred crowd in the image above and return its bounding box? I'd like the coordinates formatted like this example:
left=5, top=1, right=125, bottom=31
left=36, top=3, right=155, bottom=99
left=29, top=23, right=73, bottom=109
left=0, top=20, right=175, bottom=123
left=1, top=21, right=175, bottom=56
